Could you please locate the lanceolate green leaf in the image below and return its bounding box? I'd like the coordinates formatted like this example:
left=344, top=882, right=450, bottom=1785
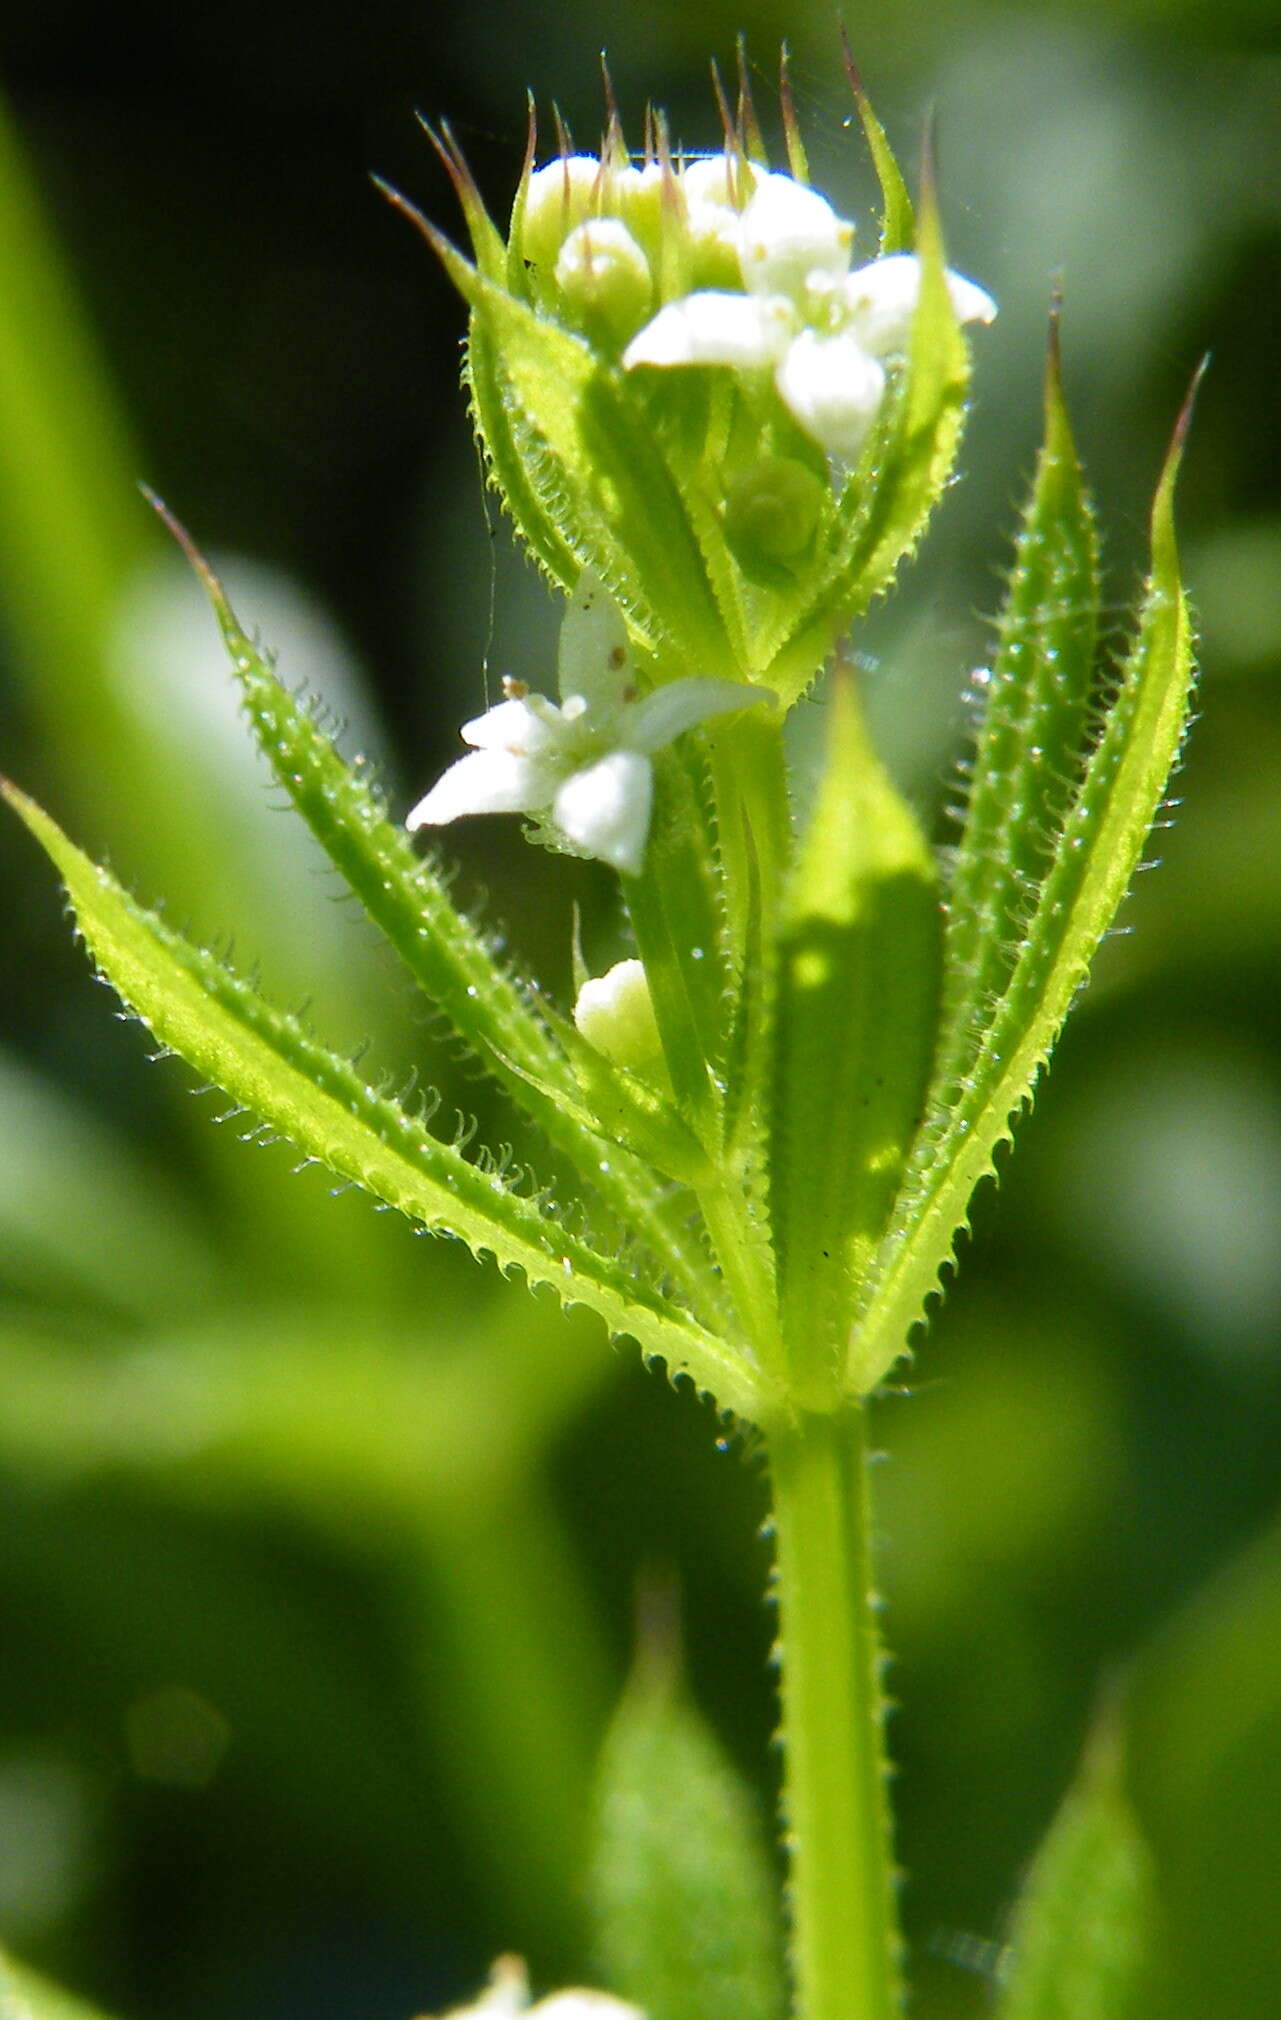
left=994, top=1713, right=1157, bottom=2020
left=932, top=318, right=1099, bottom=1107
left=768, top=176, right=969, bottom=706
left=154, top=515, right=720, bottom=1326
left=769, top=678, right=940, bottom=1400
left=3, top=784, right=772, bottom=1424
left=849, top=400, right=1197, bottom=1393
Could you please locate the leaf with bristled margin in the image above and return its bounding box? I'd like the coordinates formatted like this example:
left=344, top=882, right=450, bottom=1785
left=2, top=783, right=773, bottom=1425
left=150, top=506, right=720, bottom=1328
left=769, top=676, right=940, bottom=1402
left=588, top=1614, right=786, bottom=2020
left=428, top=224, right=734, bottom=675
left=0, top=1949, right=123, bottom=2020
left=841, top=40, right=916, bottom=256
left=765, top=169, right=969, bottom=708
left=848, top=378, right=1199, bottom=1395
left=931, top=313, right=1099, bottom=1113
left=993, top=1708, right=1157, bottom=2020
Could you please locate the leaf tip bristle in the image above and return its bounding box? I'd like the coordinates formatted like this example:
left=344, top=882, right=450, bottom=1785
left=778, top=44, right=809, bottom=182
left=1171, top=352, right=1210, bottom=458
left=600, top=53, right=627, bottom=165
left=141, top=483, right=233, bottom=622
left=838, top=18, right=863, bottom=100
left=709, top=55, right=737, bottom=158
left=521, top=93, right=539, bottom=176
left=735, top=34, right=767, bottom=164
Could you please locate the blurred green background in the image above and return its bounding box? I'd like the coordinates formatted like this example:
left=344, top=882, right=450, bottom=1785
left=2, top=1, right=1280, bottom=2016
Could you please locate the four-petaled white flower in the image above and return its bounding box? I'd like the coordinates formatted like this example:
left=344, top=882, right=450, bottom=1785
left=623, top=167, right=996, bottom=463
left=408, top=573, right=772, bottom=877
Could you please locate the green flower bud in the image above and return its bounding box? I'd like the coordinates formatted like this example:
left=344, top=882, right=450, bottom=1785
left=520, top=155, right=607, bottom=274
left=574, top=959, right=664, bottom=1070
left=722, top=455, right=828, bottom=573
left=555, top=218, right=654, bottom=347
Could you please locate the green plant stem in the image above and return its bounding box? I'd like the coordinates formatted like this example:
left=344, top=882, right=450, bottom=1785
left=768, top=1405, right=901, bottom=2020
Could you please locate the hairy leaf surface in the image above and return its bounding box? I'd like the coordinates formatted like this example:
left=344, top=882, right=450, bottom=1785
left=933, top=323, right=1100, bottom=1110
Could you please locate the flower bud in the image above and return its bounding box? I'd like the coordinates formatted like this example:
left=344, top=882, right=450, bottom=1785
left=722, top=455, right=828, bottom=572
left=555, top=218, right=654, bottom=346
left=574, top=959, right=663, bottom=1070
left=520, top=155, right=608, bottom=274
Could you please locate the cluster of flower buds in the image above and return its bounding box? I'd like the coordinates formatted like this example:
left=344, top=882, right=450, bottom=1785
left=521, top=141, right=994, bottom=464
left=392, top=47, right=998, bottom=866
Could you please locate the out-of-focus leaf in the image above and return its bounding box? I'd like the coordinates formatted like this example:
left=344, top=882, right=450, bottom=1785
left=0, top=1301, right=607, bottom=1528
left=588, top=1611, right=786, bottom=2020
left=0, top=1050, right=219, bottom=1320
left=0, top=1951, right=121, bottom=2020
left=1130, top=1511, right=1281, bottom=2020
left=994, top=1709, right=1157, bottom=2020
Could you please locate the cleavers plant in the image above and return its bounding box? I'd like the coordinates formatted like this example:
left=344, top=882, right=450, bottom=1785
left=4, top=44, right=1195, bottom=2020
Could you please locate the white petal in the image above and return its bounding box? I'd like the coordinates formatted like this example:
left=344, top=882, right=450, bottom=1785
left=775, top=330, right=886, bottom=462
left=843, top=253, right=998, bottom=358
left=946, top=269, right=999, bottom=327
left=406, top=747, right=559, bottom=828
left=623, top=291, right=795, bottom=372
left=627, top=676, right=774, bottom=754
left=461, top=694, right=565, bottom=756
left=531, top=1996, right=646, bottom=2020
left=557, top=570, right=632, bottom=719
left=738, top=173, right=853, bottom=301
left=552, top=751, right=653, bottom=876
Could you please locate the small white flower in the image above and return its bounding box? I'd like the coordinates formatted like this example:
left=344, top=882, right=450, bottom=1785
left=842, top=251, right=996, bottom=359
left=623, top=162, right=995, bottom=464
left=408, top=574, right=772, bottom=877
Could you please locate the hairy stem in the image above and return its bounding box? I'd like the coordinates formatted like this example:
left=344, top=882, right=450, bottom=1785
left=768, top=1405, right=901, bottom=2020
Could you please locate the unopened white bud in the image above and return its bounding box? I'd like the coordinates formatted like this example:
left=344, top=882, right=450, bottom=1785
left=521, top=156, right=608, bottom=272
left=555, top=219, right=654, bottom=343
left=573, top=958, right=663, bottom=1070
